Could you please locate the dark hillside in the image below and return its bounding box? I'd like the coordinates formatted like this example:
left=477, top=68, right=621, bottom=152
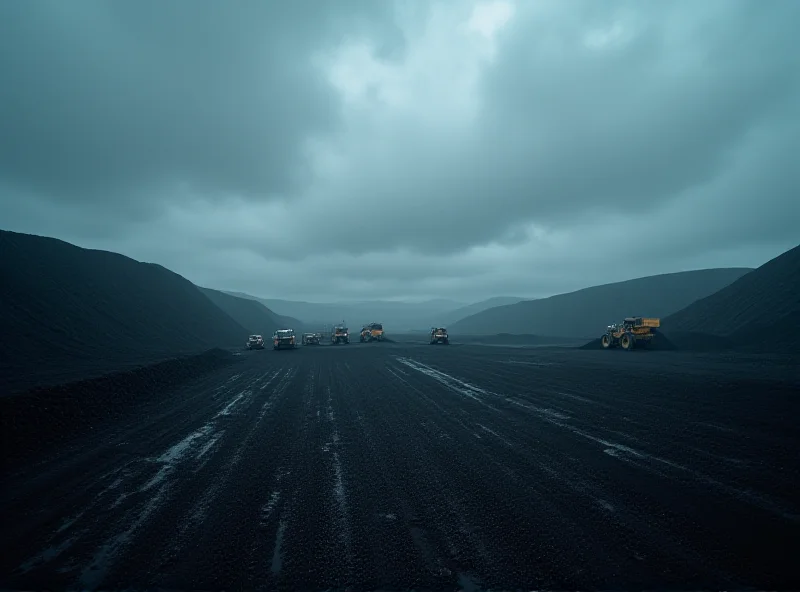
left=451, top=268, right=752, bottom=338
left=663, top=245, right=800, bottom=336
left=439, top=296, right=529, bottom=326
left=654, top=245, right=800, bottom=353
left=199, top=287, right=305, bottom=335
left=0, top=230, right=246, bottom=395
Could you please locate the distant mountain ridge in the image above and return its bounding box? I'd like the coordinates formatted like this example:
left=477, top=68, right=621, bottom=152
left=200, top=288, right=306, bottom=336
left=223, top=292, right=534, bottom=331
left=450, top=268, right=754, bottom=339
left=223, top=293, right=468, bottom=331
left=439, top=296, right=530, bottom=326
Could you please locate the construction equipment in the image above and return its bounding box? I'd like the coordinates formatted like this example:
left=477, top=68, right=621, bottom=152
left=302, top=333, right=320, bottom=345
left=273, top=328, right=297, bottom=350
left=429, top=327, right=449, bottom=345
left=360, top=323, right=384, bottom=342
left=331, top=324, right=350, bottom=345
left=601, top=317, right=660, bottom=351
left=247, top=334, right=265, bottom=350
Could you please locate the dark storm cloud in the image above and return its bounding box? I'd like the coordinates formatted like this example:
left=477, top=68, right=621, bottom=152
left=1, top=0, right=797, bottom=302
left=473, top=0, right=800, bottom=220
left=0, top=0, right=403, bottom=210
left=284, top=0, right=799, bottom=258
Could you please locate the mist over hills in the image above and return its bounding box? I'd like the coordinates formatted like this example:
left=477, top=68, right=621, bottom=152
left=438, top=297, right=529, bottom=327
left=221, top=292, right=506, bottom=332
left=199, top=288, right=306, bottom=337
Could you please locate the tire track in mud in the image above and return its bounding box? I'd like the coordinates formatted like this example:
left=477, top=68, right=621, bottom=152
left=343, top=358, right=511, bottom=588
left=0, top=365, right=255, bottom=585
left=385, top=359, right=727, bottom=588
left=75, top=366, right=292, bottom=589
left=3, top=344, right=798, bottom=590
left=0, top=365, right=250, bottom=534
left=124, top=365, right=299, bottom=590
left=383, top=358, right=604, bottom=589
left=387, top=353, right=799, bottom=589
left=4, top=363, right=289, bottom=590
left=322, top=361, right=432, bottom=589
left=394, top=354, right=798, bottom=521
left=268, top=360, right=346, bottom=591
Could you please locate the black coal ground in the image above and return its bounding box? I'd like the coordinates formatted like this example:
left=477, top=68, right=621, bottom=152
left=2, top=342, right=798, bottom=591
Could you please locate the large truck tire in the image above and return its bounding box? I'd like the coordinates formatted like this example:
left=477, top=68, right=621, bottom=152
left=621, top=333, right=635, bottom=351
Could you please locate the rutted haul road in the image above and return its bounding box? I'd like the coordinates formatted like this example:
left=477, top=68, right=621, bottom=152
left=2, top=342, right=799, bottom=590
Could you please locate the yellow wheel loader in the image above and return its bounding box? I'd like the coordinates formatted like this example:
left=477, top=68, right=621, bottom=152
left=601, top=317, right=660, bottom=351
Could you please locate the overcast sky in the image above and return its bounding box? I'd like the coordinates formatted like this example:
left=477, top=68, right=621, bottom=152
left=1, top=0, right=798, bottom=303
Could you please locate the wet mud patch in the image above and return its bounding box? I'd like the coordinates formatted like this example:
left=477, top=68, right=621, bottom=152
left=1, top=349, right=238, bottom=468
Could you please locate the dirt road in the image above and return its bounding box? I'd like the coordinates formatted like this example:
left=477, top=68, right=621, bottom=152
left=2, top=342, right=798, bottom=590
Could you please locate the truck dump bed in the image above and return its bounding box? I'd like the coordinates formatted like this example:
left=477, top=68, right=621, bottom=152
left=624, top=317, right=661, bottom=328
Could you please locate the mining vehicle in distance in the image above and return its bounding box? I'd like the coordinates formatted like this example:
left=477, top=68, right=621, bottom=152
left=302, top=333, right=321, bottom=345
left=247, top=334, right=265, bottom=350
left=601, top=317, right=660, bottom=351
left=430, top=327, right=449, bottom=345
left=360, top=323, right=385, bottom=342
left=331, top=325, right=350, bottom=344
left=273, top=328, right=297, bottom=350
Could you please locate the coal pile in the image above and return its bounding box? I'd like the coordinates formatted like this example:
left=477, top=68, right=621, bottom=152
left=727, top=311, right=800, bottom=354
left=662, top=332, right=735, bottom=352
left=579, top=331, right=677, bottom=351
left=0, top=349, right=237, bottom=468
left=662, top=244, right=799, bottom=343
left=0, top=230, right=248, bottom=394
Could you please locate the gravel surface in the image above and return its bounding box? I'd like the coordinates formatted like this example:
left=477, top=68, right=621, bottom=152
left=2, top=341, right=798, bottom=590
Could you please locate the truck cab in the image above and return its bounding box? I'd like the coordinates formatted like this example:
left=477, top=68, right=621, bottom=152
left=430, top=327, right=449, bottom=345
left=332, top=326, right=349, bottom=344
left=247, top=334, right=265, bottom=349
left=273, top=329, right=296, bottom=350
left=302, top=333, right=320, bottom=345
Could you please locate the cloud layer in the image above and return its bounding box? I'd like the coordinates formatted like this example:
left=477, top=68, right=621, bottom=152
left=2, top=0, right=798, bottom=301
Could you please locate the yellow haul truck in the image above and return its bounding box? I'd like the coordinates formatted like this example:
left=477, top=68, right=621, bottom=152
left=360, top=323, right=384, bottom=342
left=601, top=317, right=660, bottom=351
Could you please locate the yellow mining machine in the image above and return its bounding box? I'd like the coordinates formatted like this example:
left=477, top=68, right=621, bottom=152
left=360, top=323, right=385, bottom=342
left=601, top=317, right=660, bottom=351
